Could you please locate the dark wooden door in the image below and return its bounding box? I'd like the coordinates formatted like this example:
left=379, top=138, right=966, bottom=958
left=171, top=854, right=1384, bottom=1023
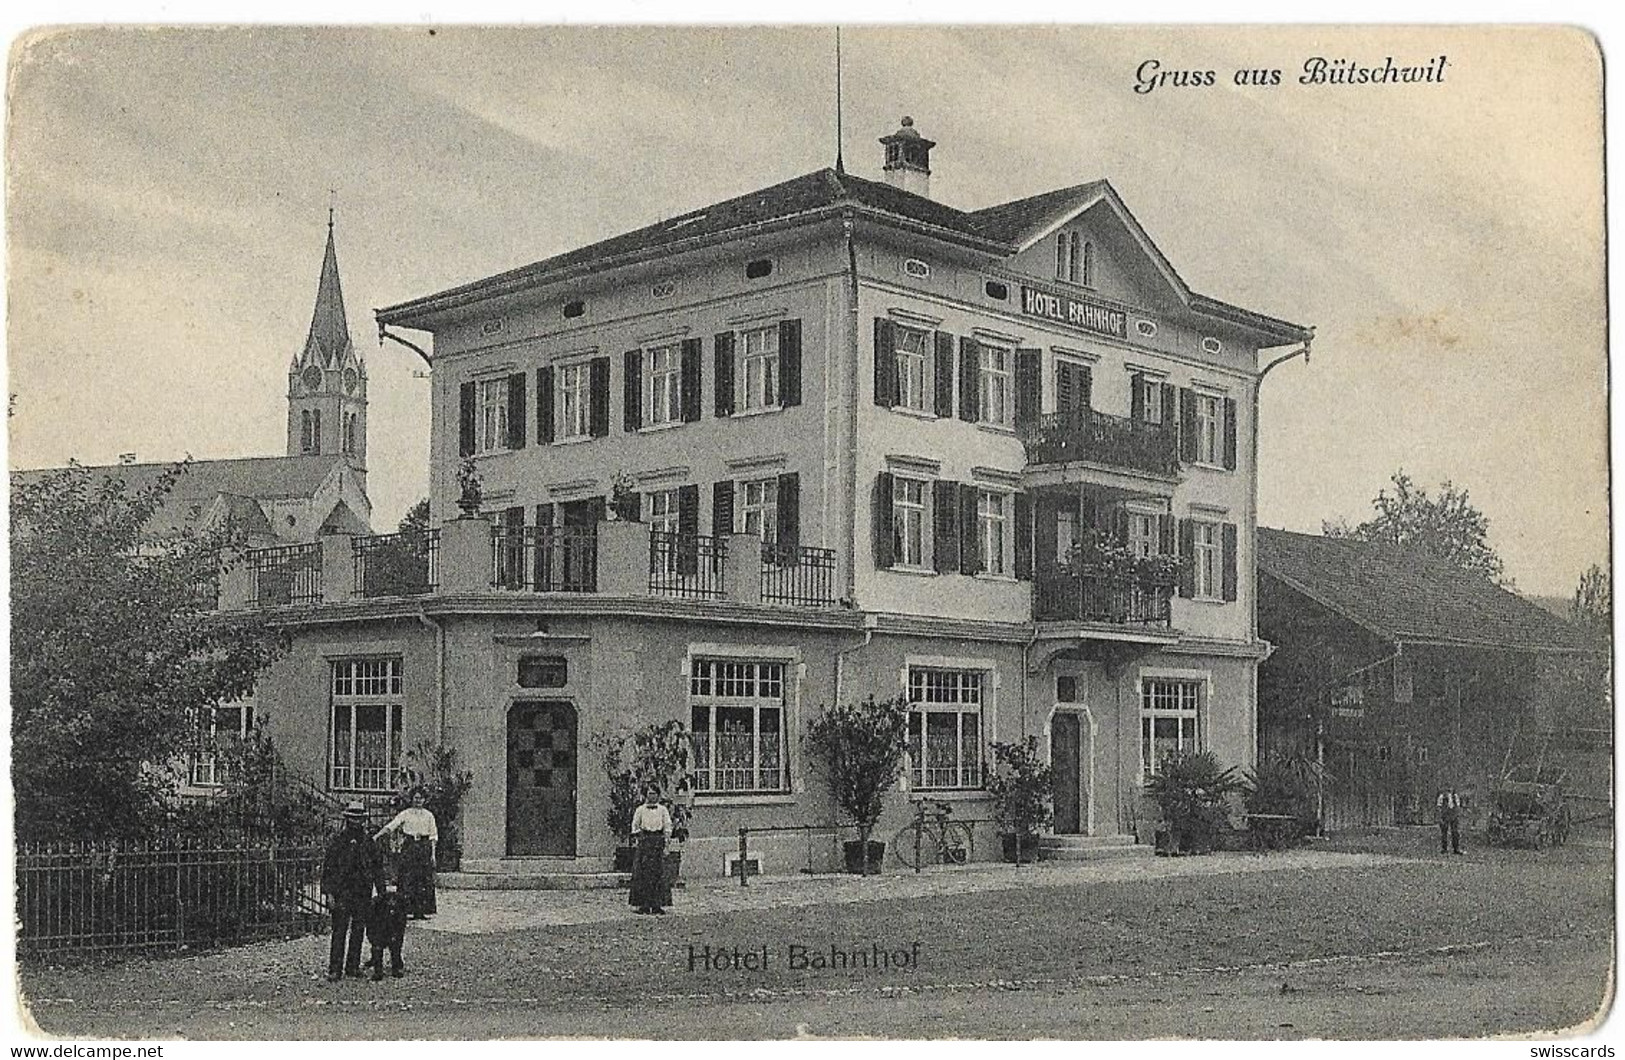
left=1052, top=713, right=1081, bottom=834
left=507, top=701, right=578, bottom=856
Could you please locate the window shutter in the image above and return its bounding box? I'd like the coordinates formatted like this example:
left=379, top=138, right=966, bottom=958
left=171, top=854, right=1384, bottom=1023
left=1130, top=374, right=1145, bottom=421
left=775, top=472, right=801, bottom=562
left=931, top=479, right=960, bottom=574
left=1223, top=396, right=1238, bottom=470
left=933, top=331, right=956, bottom=417
left=1078, top=490, right=1100, bottom=531
left=534, top=504, right=553, bottom=591
left=1080, top=366, right=1094, bottom=411
left=872, top=471, right=895, bottom=569
left=679, top=338, right=702, bottom=422
left=1179, top=387, right=1198, bottom=463
left=778, top=319, right=802, bottom=408
left=623, top=351, right=642, bottom=432
left=958, top=337, right=980, bottom=422
left=959, top=483, right=982, bottom=575
left=536, top=368, right=555, bottom=444
left=1034, top=492, right=1059, bottom=572
left=712, top=480, right=735, bottom=537
left=1111, top=505, right=1130, bottom=543
left=1014, top=492, right=1033, bottom=581
left=873, top=318, right=897, bottom=407
left=1014, top=348, right=1041, bottom=429
left=677, top=484, right=700, bottom=576
left=499, top=506, right=525, bottom=590
left=458, top=381, right=476, bottom=456
left=1158, top=513, right=1176, bottom=555
left=507, top=372, right=527, bottom=449
left=1221, top=522, right=1239, bottom=602
left=714, top=333, right=736, bottom=417
left=1178, top=518, right=1196, bottom=598
left=588, top=358, right=610, bottom=438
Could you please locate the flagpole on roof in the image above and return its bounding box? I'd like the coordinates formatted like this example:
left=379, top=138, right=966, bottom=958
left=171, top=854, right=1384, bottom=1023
left=834, top=27, right=845, bottom=175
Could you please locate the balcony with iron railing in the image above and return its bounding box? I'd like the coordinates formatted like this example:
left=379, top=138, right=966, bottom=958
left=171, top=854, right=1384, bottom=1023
left=219, top=515, right=840, bottom=612
left=1033, top=564, right=1176, bottom=626
left=1018, top=407, right=1180, bottom=478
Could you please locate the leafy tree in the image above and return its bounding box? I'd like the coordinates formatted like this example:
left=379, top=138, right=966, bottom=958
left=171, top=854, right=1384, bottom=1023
left=1571, top=563, right=1611, bottom=641
left=9, top=461, right=286, bottom=839
left=360, top=497, right=434, bottom=596
left=1324, top=470, right=1506, bottom=584
left=398, top=498, right=431, bottom=534
left=805, top=695, right=910, bottom=876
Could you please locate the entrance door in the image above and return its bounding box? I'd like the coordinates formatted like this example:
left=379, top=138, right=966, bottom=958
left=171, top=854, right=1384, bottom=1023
left=507, top=700, right=578, bottom=856
left=1052, top=713, right=1082, bottom=834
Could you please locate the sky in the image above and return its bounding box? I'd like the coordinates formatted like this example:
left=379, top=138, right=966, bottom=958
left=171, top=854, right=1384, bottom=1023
left=4, top=24, right=1608, bottom=597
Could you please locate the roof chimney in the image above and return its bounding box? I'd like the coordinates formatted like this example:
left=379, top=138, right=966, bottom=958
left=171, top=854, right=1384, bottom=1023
left=879, top=116, right=934, bottom=199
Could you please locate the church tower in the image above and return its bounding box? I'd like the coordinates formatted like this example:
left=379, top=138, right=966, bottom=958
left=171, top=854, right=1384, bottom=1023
left=287, top=210, right=367, bottom=471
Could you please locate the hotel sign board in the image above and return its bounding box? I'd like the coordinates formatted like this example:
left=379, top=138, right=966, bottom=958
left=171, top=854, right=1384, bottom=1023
left=1019, top=285, right=1128, bottom=339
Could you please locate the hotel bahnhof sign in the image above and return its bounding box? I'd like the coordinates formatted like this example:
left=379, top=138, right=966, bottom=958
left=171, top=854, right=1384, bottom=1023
left=1019, top=285, right=1128, bottom=340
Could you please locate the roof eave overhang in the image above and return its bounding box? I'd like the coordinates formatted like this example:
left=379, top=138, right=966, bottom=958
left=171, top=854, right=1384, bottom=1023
left=1189, top=294, right=1313, bottom=347
left=1393, top=634, right=1604, bottom=657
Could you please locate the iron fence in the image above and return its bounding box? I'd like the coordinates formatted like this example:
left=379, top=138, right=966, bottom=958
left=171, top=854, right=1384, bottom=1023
left=760, top=542, right=838, bottom=606
left=492, top=525, right=597, bottom=592
left=648, top=531, right=726, bottom=599
left=247, top=543, right=322, bottom=607
left=353, top=530, right=439, bottom=597
left=16, top=836, right=327, bottom=958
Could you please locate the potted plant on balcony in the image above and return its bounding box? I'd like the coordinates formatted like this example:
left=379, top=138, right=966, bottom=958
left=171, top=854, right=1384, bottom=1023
left=608, top=471, right=640, bottom=523
left=806, top=694, right=910, bottom=875
left=455, top=459, right=483, bottom=517
left=1135, top=552, right=1186, bottom=590
left=987, top=736, right=1054, bottom=865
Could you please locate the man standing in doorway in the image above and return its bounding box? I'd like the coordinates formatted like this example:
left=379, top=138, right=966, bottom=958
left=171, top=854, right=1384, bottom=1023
left=1437, top=786, right=1464, bottom=855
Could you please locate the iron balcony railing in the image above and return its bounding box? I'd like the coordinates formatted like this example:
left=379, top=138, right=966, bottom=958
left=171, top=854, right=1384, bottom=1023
left=352, top=530, right=440, bottom=598
left=760, top=542, right=838, bottom=607
left=246, top=543, right=322, bottom=607
left=491, top=525, right=598, bottom=593
left=1019, top=407, right=1180, bottom=476
left=1033, top=565, right=1175, bottom=626
left=648, top=531, right=727, bottom=600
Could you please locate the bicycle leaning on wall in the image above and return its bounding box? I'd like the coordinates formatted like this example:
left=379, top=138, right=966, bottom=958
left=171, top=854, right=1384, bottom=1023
left=893, top=798, right=973, bottom=871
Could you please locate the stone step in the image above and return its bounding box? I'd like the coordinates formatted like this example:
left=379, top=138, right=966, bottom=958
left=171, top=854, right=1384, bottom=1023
left=440, top=870, right=630, bottom=891
left=1038, top=841, right=1153, bottom=863
left=459, top=856, right=616, bottom=875
left=1038, top=833, right=1139, bottom=850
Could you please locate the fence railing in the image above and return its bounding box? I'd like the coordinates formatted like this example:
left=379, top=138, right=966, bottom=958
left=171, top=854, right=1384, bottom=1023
left=648, top=531, right=726, bottom=599
left=16, top=837, right=327, bottom=958
left=1018, top=407, right=1180, bottom=476
left=1033, top=566, right=1175, bottom=625
left=492, top=525, right=598, bottom=593
left=353, top=530, right=440, bottom=597
left=760, top=542, right=838, bottom=606
left=247, top=543, right=322, bottom=607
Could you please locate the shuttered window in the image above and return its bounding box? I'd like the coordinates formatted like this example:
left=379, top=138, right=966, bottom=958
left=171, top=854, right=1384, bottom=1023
left=647, top=344, right=681, bottom=426
left=739, top=325, right=779, bottom=411
left=893, top=477, right=928, bottom=568
left=978, top=344, right=1011, bottom=426
left=894, top=326, right=930, bottom=412
left=558, top=362, right=590, bottom=439
left=477, top=378, right=509, bottom=453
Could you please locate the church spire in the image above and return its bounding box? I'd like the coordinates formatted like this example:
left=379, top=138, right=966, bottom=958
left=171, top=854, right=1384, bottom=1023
left=299, top=207, right=354, bottom=369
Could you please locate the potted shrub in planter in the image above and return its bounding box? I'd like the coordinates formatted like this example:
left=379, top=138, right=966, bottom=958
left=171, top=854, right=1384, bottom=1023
left=1145, top=749, right=1241, bottom=855
left=988, top=736, right=1054, bottom=865
left=1243, top=751, right=1326, bottom=850
left=455, top=458, right=483, bottom=517
left=596, top=721, right=696, bottom=880
left=806, top=694, right=909, bottom=876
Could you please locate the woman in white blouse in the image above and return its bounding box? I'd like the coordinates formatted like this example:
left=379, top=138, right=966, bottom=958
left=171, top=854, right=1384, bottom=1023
left=627, top=785, right=672, bottom=915
left=376, top=787, right=438, bottom=918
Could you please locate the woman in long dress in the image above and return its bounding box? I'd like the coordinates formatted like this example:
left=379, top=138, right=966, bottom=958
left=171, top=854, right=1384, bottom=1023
left=375, top=787, right=438, bottom=918
left=628, top=785, right=672, bottom=915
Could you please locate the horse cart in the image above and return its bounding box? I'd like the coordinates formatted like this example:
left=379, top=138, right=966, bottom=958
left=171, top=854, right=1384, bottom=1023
left=1485, top=765, right=1571, bottom=848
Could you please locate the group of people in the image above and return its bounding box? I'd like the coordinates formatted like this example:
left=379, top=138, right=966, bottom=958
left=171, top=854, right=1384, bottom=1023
left=319, top=787, right=440, bottom=982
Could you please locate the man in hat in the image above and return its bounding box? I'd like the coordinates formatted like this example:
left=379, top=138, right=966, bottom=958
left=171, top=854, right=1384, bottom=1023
left=321, top=800, right=383, bottom=981
left=1437, top=786, right=1465, bottom=855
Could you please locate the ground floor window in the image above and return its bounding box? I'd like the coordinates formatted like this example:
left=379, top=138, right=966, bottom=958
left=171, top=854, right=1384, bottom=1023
left=690, top=658, right=787, bottom=793
left=907, top=668, right=985, bottom=790
left=331, top=657, right=404, bottom=792
left=189, top=701, right=255, bottom=787
left=1140, top=677, right=1202, bottom=781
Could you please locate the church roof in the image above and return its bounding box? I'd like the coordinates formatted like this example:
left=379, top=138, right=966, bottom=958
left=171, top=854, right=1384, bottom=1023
left=1258, top=527, right=1594, bottom=655
left=299, top=220, right=355, bottom=369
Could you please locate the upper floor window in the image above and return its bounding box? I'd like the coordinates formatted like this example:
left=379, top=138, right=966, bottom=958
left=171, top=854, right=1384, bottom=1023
left=1128, top=512, right=1160, bottom=558
left=1192, top=521, right=1220, bottom=599
left=558, top=362, right=591, bottom=440
left=647, top=487, right=681, bottom=536
left=976, top=489, right=1009, bottom=576
left=907, top=668, right=985, bottom=791
left=647, top=344, right=681, bottom=427
left=894, top=326, right=931, bottom=413
left=1195, top=393, right=1224, bottom=465
left=478, top=378, right=510, bottom=453
left=738, top=477, right=779, bottom=544
left=331, top=657, right=403, bottom=793
left=978, top=344, right=1012, bottom=427
left=1140, top=378, right=1165, bottom=425
left=300, top=409, right=323, bottom=453
left=1056, top=232, right=1094, bottom=286
left=739, top=326, right=780, bottom=412
left=892, top=476, right=929, bottom=569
